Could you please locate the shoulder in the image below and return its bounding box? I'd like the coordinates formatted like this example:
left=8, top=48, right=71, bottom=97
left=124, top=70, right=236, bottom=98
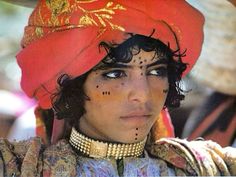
left=0, top=137, right=44, bottom=176
left=147, top=137, right=236, bottom=176
left=0, top=138, right=77, bottom=176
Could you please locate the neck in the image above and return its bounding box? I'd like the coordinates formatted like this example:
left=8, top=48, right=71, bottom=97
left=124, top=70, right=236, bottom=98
left=69, top=127, right=147, bottom=159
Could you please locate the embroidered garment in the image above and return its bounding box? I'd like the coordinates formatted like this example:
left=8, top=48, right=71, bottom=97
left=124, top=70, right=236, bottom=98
left=0, top=137, right=235, bottom=176
left=75, top=152, right=175, bottom=176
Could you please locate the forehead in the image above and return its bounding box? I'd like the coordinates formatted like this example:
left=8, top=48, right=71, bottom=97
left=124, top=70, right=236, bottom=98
left=118, top=49, right=167, bottom=66
left=92, top=47, right=169, bottom=71
left=130, top=49, right=156, bottom=61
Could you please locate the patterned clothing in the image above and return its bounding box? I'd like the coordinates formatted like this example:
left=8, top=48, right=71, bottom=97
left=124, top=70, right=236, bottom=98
left=75, top=152, right=176, bottom=176
left=0, top=137, right=235, bottom=176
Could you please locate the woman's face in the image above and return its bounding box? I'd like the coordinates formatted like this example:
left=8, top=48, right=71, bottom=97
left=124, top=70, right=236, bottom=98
left=79, top=49, right=169, bottom=143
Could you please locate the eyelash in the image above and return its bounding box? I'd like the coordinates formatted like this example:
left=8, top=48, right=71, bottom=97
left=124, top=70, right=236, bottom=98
left=102, top=70, right=127, bottom=79
left=147, top=67, right=167, bottom=77
left=102, top=67, right=167, bottom=79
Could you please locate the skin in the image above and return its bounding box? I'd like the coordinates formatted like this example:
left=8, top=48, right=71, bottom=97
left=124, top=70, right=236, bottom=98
left=79, top=49, right=169, bottom=143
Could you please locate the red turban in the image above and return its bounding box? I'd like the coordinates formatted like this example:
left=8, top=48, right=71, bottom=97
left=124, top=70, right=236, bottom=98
left=17, top=0, right=204, bottom=109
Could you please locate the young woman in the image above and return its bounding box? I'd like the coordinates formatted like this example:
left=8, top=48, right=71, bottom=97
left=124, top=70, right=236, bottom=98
left=0, top=0, right=235, bottom=176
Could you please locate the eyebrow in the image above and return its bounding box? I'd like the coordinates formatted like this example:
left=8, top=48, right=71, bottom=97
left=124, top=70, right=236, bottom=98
left=94, top=63, right=131, bottom=70
left=147, top=58, right=168, bottom=68
left=95, top=58, right=168, bottom=70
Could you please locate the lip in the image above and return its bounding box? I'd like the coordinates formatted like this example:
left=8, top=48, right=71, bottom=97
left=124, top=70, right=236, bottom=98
left=120, top=115, right=151, bottom=119
left=119, top=113, right=152, bottom=126
left=120, top=112, right=152, bottom=119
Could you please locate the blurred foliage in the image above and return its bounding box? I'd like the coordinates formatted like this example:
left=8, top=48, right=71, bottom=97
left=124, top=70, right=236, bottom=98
left=0, top=1, right=18, bottom=15
left=0, top=1, right=32, bottom=91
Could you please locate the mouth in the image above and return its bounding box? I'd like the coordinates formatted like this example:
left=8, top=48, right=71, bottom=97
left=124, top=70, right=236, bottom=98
left=120, top=112, right=152, bottom=121
left=120, top=114, right=151, bottom=119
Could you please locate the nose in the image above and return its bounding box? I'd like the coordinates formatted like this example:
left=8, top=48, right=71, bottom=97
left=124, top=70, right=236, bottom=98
left=127, top=75, right=150, bottom=104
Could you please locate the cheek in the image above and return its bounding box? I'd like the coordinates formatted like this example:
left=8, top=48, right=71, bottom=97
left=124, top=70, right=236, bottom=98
left=149, top=78, right=169, bottom=100
left=84, top=81, right=128, bottom=121
left=86, top=81, right=125, bottom=104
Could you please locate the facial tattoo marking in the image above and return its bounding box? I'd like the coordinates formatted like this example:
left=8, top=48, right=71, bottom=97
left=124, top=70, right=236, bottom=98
left=135, top=129, right=139, bottom=141
left=137, top=53, right=152, bottom=77
left=102, top=91, right=111, bottom=95
left=96, top=85, right=99, bottom=88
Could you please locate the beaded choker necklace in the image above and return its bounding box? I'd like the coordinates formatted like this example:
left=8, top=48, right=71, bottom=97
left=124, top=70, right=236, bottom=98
left=69, top=127, right=147, bottom=159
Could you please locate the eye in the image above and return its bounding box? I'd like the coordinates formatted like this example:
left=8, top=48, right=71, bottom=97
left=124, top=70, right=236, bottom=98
left=102, top=70, right=127, bottom=79
left=148, top=67, right=167, bottom=77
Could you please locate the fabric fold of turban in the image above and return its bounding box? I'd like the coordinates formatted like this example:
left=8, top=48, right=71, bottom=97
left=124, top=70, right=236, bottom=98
left=17, top=0, right=204, bottom=109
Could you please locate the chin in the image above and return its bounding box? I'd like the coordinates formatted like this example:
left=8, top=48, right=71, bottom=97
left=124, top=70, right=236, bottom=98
left=118, top=135, right=147, bottom=144
left=112, top=126, right=151, bottom=143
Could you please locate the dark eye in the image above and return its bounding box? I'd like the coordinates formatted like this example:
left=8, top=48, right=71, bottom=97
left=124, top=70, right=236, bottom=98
left=148, top=67, right=167, bottom=77
left=102, top=70, right=127, bottom=79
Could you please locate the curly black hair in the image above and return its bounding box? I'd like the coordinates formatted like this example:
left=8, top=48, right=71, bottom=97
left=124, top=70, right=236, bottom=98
left=51, top=34, right=187, bottom=138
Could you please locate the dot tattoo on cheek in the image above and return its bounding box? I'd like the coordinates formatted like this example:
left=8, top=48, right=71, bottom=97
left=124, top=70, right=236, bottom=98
left=96, top=85, right=99, bottom=88
left=102, top=91, right=111, bottom=95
